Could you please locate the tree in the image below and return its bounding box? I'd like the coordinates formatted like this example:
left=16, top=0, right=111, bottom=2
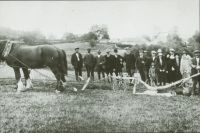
left=187, top=31, right=200, bottom=53
left=19, top=30, right=47, bottom=45
left=90, top=25, right=110, bottom=40
left=80, top=32, right=98, bottom=47
left=63, top=32, right=78, bottom=42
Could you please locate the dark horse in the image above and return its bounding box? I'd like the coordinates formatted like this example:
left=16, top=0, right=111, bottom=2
left=0, top=40, right=68, bottom=92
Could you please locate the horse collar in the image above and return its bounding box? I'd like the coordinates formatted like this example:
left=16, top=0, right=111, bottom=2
left=2, top=41, right=13, bottom=58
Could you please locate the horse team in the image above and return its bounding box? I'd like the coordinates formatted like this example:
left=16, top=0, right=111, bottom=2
left=71, top=47, right=200, bottom=96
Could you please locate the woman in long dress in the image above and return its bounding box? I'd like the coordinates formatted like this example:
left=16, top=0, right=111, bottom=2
left=180, top=50, right=192, bottom=90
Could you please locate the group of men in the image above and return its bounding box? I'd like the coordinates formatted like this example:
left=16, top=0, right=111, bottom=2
left=71, top=47, right=200, bottom=95
left=71, top=47, right=125, bottom=82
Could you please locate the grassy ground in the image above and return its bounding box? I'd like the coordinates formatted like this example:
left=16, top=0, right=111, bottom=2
left=1, top=42, right=200, bottom=132
left=1, top=79, right=200, bottom=132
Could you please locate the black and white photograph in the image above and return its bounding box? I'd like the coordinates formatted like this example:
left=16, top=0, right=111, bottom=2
left=0, top=0, right=199, bottom=132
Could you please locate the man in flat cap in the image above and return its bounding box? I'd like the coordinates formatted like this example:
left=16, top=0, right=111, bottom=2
left=104, top=49, right=115, bottom=82
left=113, top=48, right=124, bottom=77
left=95, top=49, right=105, bottom=80
left=136, top=50, right=148, bottom=82
left=191, top=49, right=200, bottom=95
left=71, top=47, right=83, bottom=81
left=84, top=48, right=96, bottom=80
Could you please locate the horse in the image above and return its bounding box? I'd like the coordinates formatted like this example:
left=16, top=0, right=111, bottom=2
left=0, top=40, right=68, bottom=92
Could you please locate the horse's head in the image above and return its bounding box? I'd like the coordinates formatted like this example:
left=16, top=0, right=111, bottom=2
left=0, top=40, right=8, bottom=61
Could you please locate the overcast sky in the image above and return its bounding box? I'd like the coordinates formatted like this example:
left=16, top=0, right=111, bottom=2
left=0, top=0, right=198, bottom=39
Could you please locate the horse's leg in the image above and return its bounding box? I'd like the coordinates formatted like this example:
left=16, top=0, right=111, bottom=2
left=13, top=67, right=25, bottom=92
left=22, top=68, right=33, bottom=89
left=50, top=66, right=63, bottom=92
left=61, top=73, right=67, bottom=87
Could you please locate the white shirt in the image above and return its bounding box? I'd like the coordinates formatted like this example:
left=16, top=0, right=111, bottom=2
left=97, top=55, right=100, bottom=58
left=196, top=58, right=199, bottom=66
left=159, top=56, right=162, bottom=65
left=76, top=53, right=80, bottom=61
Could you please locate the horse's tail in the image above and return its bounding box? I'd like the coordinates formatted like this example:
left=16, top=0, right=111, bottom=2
left=60, top=49, right=68, bottom=76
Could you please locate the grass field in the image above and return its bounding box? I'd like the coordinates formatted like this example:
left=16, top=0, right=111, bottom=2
left=1, top=79, right=200, bottom=132
left=1, top=42, right=200, bottom=132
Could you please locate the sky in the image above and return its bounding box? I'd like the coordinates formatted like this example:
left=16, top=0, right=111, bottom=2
left=0, top=0, right=199, bottom=40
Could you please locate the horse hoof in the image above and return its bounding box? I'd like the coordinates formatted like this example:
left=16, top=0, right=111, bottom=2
left=55, top=90, right=61, bottom=93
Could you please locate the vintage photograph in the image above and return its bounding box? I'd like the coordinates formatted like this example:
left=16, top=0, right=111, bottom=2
left=0, top=0, right=199, bottom=132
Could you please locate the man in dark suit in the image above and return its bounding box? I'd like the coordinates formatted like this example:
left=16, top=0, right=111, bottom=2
left=71, top=47, right=83, bottom=81
left=113, top=48, right=123, bottom=76
left=104, top=49, right=114, bottom=82
left=136, top=50, right=148, bottom=82
left=124, top=48, right=136, bottom=84
left=84, top=48, right=96, bottom=80
left=95, top=49, right=105, bottom=80
left=155, top=51, right=167, bottom=86
left=191, top=50, right=200, bottom=95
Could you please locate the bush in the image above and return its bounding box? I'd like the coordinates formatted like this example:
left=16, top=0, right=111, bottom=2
left=89, top=39, right=97, bottom=47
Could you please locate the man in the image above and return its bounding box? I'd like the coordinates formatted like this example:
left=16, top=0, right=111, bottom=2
left=191, top=50, right=200, bottom=95
left=155, top=50, right=167, bottom=86
left=136, top=50, right=148, bottom=82
left=150, top=50, right=157, bottom=64
left=113, top=48, right=123, bottom=76
left=71, top=47, right=83, bottom=81
left=124, top=48, right=136, bottom=83
left=104, top=49, right=114, bottom=82
left=95, top=49, right=105, bottom=80
left=84, top=48, right=96, bottom=80
left=144, top=50, right=151, bottom=84
left=149, top=50, right=158, bottom=84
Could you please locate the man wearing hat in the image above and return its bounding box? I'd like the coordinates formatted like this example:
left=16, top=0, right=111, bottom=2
left=155, top=49, right=167, bottom=86
left=124, top=48, right=136, bottom=84
left=95, top=49, right=105, bottom=80
left=136, top=50, right=148, bottom=82
left=191, top=49, right=200, bottom=95
left=104, top=49, right=115, bottom=82
left=71, top=47, right=83, bottom=81
left=148, top=50, right=158, bottom=84
left=84, top=48, right=96, bottom=80
left=113, top=48, right=124, bottom=76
